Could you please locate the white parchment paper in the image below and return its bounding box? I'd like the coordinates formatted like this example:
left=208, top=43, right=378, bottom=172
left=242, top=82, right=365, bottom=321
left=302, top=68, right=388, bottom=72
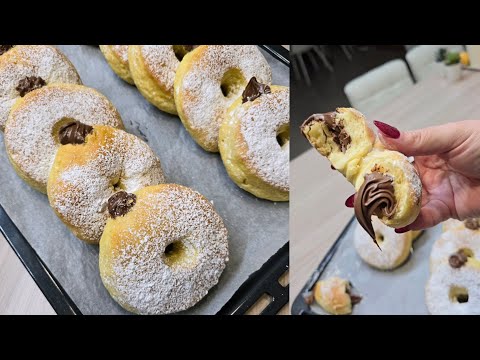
left=0, top=45, right=289, bottom=314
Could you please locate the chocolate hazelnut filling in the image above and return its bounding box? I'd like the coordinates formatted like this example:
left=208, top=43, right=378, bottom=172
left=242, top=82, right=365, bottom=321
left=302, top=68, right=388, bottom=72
left=0, top=45, right=14, bottom=56
left=300, top=112, right=351, bottom=152
left=242, top=77, right=271, bottom=103
left=449, top=249, right=468, bottom=268
left=354, top=172, right=396, bottom=246
left=16, top=76, right=46, bottom=97
left=346, top=283, right=362, bottom=305
left=464, top=218, right=480, bottom=230
left=58, top=121, right=93, bottom=145
left=108, top=191, right=137, bottom=219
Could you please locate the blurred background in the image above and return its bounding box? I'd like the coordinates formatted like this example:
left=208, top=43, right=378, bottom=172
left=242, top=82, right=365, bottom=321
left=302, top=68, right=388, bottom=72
left=290, top=45, right=469, bottom=159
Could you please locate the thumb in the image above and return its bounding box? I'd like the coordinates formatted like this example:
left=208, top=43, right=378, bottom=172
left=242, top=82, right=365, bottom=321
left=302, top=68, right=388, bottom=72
left=374, top=121, right=464, bottom=157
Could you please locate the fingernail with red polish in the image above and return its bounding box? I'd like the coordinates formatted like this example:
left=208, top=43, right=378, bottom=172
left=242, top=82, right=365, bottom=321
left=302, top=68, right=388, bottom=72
left=374, top=120, right=400, bottom=139
left=395, top=226, right=410, bottom=234
left=345, top=194, right=355, bottom=208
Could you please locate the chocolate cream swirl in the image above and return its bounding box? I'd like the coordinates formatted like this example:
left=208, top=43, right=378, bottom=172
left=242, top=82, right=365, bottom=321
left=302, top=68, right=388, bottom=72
left=59, top=121, right=93, bottom=145
left=354, top=172, right=396, bottom=246
left=242, top=77, right=271, bottom=103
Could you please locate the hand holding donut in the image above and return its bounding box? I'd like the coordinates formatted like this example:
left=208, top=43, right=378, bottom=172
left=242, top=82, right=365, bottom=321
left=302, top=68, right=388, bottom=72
left=375, top=120, right=480, bottom=231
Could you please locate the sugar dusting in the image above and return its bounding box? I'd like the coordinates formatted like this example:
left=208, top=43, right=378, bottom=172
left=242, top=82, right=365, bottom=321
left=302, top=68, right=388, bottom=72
left=50, top=128, right=165, bottom=243
left=140, top=45, right=179, bottom=93
left=178, top=45, right=272, bottom=149
left=4, top=84, right=123, bottom=190
left=0, top=45, right=81, bottom=129
left=111, top=45, right=129, bottom=64
left=102, top=184, right=229, bottom=314
left=236, top=87, right=289, bottom=191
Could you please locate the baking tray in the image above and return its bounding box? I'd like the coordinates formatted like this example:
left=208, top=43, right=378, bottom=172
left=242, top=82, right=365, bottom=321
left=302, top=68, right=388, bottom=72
left=291, top=216, right=443, bottom=315
left=0, top=45, right=289, bottom=315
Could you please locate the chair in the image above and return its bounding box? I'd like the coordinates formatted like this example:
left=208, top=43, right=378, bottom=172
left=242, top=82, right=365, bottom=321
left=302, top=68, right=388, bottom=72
left=344, top=59, right=414, bottom=116
left=406, top=45, right=464, bottom=81
left=291, top=45, right=334, bottom=86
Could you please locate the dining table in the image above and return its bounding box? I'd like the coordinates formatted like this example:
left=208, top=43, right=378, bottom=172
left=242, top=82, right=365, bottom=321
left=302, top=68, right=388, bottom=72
left=290, top=68, right=480, bottom=304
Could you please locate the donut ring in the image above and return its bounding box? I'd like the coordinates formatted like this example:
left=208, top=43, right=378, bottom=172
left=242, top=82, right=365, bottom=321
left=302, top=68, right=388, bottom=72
left=4, top=84, right=124, bottom=193
left=354, top=216, right=422, bottom=270
left=313, top=277, right=361, bottom=315
left=425, top=261, right=480, bottom=315
left=99, top=184, right=229, bottom=314
left=47, top=125, right=165, bottom=244
left=128, top=45, right=197, bottom=115
left=174, top=45, right=272, bottom=152
left=219, top=83, right=289, bottom=201
left=430, top=229, right=480, bottom=272
left=99, top=45, right=134, bottom=85
left=442, top=217, right=480, bottom=232
left=0, top=45, right=81, bottom=131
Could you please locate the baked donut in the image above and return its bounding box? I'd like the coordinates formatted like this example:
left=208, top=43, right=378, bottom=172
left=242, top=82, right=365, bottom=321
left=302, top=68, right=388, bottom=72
left=430, top=228, right=480, bottom=272
left=99, top=45, right=134, bottom=85
left=313, top=277, right=362, bottom=315
left=174, top=45, right=272, bottom=152
left=47, top=125, right=165, bottom=244
left=128, top=45, right=197, bottom=115
left=99, top=184, right=229, bottom=314
left=4, top=84, right=123, bottom=193
left=219, top=79, right=289, bottom=201
left=443, top=217, right=480, bottom=232
left=301, top=107, right=422, bottom=243
left=425, top=261, right=480, bottom=315
left=0, top=45, right=81, bottom=131
left=354, top=216, right=422, bottom=270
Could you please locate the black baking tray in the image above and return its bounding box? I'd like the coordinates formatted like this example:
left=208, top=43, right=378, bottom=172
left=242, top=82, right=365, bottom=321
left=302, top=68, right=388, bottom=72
left=0, top=45, right=289, bottom=315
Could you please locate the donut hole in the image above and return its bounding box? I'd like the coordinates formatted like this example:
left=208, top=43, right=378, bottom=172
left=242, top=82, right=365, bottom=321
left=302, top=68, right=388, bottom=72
left=276, top=124, right=290, bottom=149
left=111, top=177, right=124, bottom=192
left=172, top=45, right=192, bottom=62
left=449, top=286, right=469, bottom=304
left=163, top=238, right=198, bottom=269
left=375, top=232, right=385, bottom=245
left=459, top=248, right=474, bottom=258
left=52, top=117, right=79, bottom=144
left=220, top=68, right=246, bottom=98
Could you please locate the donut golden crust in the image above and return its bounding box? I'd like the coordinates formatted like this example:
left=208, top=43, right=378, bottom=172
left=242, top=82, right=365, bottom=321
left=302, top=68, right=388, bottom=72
left=354, top=217, right=421, bottom=270
left=99, top=45, right=134, bottom=85
left=219, top=85, right=289, bottom=201
left=99, top=184, right=229, bottom=315
left=4, top=84, right=124, bottom=193
left=301, top=107, right=422, bottom=235
left=313, top=277, right=361, bottom=315
left=0, top=45, right=82, bottom=131
left=425, top=261, right=480, bottom=315
left=47, top=125, right=165, bottom=244
left=174, top=45, right=272, bottom=152
left=128, top=46, right=196, bottom=115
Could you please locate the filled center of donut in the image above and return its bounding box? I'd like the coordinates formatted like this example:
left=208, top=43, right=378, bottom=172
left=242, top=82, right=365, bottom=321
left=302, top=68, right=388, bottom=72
left=354, top=172, right=396, bottom=246
left=16, top=76, right=46, bottom=97
left=107, top=191, right=136, bottom=219
left=58, top=120, right=93, bottom=145
left=220, top=68, right=246, bottom=98
left=242, top=77, right=271, bottom=103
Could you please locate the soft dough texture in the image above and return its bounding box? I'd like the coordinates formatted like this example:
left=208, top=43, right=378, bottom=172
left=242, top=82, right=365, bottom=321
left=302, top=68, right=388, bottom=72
left=99, top=45, right=134, bottom=85
left=4, top=84, right=124, bottom=193
left=354, top=217, right=422, bottom=270
left=301, top=107, right=422, bottom=230
left=314, top=277, right=359, bottom=315
left=47, top=125, right=165, bottom=244
left=128, top=45, right=196, bottom=114
left=0, top=45, right=81, bottom=130
left=219, top=85, right=289, bottom=201
left=99, top=184, right=229, bottom=315
left=174, top=45, right=272, bottom=152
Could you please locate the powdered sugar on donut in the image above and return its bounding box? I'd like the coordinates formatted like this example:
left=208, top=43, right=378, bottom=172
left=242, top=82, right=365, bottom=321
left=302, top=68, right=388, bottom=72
left=430, top=229, right=480, bottom=271
left=50, top=128, right=165, bottom=243
left=112, top=45, right=129, bottom=64
left=101, top=184, right=229, bottom=315
left=177, top=45, right=272, bottom=150
left=0, top=45, right=81, bottom=129
left=4, top=84, right=123, bottom=191
left=140, top=45, right=179, bottom=93
left=236, top=87, right=289, bottom=191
